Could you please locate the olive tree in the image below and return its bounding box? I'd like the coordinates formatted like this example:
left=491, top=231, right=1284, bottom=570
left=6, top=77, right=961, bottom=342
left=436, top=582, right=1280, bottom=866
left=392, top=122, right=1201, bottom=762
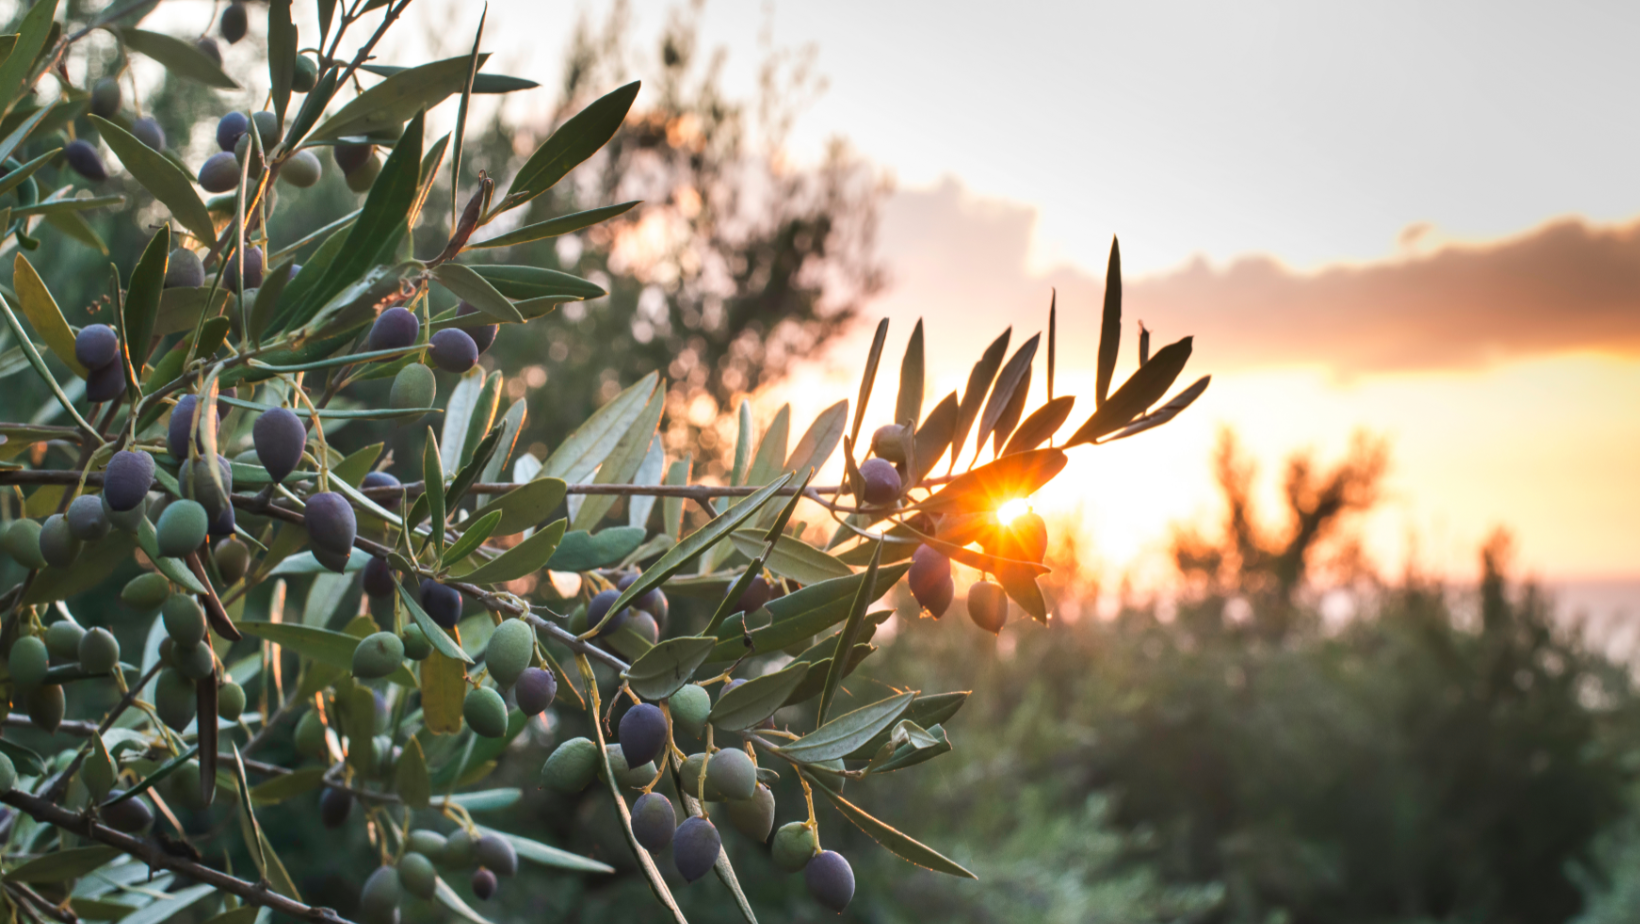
left=0, top=1, right=1208, bottom=921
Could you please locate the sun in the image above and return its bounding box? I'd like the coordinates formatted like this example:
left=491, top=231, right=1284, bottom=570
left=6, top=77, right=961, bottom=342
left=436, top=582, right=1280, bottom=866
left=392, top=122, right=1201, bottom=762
left=996, top=498, right=1031, bottom=526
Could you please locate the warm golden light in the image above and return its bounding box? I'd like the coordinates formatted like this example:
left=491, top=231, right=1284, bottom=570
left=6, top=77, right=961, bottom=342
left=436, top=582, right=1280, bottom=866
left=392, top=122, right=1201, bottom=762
left=997, top=498, right=1031, bottom=526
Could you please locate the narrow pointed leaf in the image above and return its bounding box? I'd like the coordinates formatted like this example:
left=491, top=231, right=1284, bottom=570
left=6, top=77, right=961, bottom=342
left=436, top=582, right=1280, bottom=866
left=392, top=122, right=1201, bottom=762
left=1001, top=395, right=1075, bottom=456
left=950, top=328, right=1009, bottom=468
left=432, top=262, right=522, bottom=323
left=501, top=81, right=640, bottom=213
left=1066, top=336, right=1193, bottom=446
left=850, top=318, right=889, bottom=447
left=623, top=636, right=717, bottom=700
left=471, top=201, right=639, bottom=248
left=1101, top=374, right=1211, bottom=441
left=895, top=318, right=924, bottom=427
left=708, top=661, right=808, bottom=730
left=120, top=28, right=238, bottom=88
left=456, top=518, right=566, bottom=584
left=310, top=55, right=476, bottom=139
left=13, top=254, right=82, bottom=376
left=817, top=541, right=881, bottom=725
left=783, top=690, right=914, bottom=763
left=1096, top=237, right=1122, bottom=405
left=974, top=334, right=1039, bottom=458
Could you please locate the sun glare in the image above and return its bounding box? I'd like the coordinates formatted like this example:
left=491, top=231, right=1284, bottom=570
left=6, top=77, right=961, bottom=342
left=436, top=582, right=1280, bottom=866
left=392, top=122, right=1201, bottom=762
left=997, top=498, right=1031, bottom=526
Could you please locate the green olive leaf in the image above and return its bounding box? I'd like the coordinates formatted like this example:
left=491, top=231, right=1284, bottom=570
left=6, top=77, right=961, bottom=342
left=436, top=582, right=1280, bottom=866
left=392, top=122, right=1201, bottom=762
left=432, top=262, right=522, bottom=323
left=4, top=846, right=123, bottom=883
left=454, top=518, right=567, bottom=585
left=470, top=201, right=639, bottom=249
left=468, top=478, right=566, bottom=536
left=804, top=770, right=976, bottom=879
left=728, top=529, right=851, bottom=585
left=778, top=690, right=914, bottom=764
left=707, top=661, right=808, bottom=730
left=120, top=28, right=239, bottom=89
left=497, top=81, right=640, bottom=214
left=622, top=636, right=717, bottom=701
left=471, top=825, right=614, bottom=874
left=309, top=55, right=476, bottom=140
left=542, top=526, right=645, bottom=572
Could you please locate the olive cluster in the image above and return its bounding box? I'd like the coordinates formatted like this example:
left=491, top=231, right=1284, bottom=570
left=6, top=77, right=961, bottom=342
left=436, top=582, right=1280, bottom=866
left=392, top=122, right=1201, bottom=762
left=199, top=111, right=322, bottom=195
left=355, top=827, right=516, bottom=921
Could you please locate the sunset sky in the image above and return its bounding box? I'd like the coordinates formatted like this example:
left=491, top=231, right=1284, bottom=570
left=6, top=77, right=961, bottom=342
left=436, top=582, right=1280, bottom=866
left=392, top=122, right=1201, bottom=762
left=398, top=2, right=1638, bottom=608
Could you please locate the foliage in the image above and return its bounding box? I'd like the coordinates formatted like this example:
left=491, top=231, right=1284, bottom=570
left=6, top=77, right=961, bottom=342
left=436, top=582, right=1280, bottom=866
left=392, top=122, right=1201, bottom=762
left=0, top=2, right=1209, bottom=923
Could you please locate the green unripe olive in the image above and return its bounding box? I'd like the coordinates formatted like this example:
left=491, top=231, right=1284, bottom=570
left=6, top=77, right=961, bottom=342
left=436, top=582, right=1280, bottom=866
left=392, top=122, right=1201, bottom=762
left=218, top=681, right=246, bottom=721
left=78, top=628, right=120, bottom=674
left=726, top=783, right=776, bottom=843
left=38, top=514, right=82, bottom=568
left=155, top=500, right=209, bottom=558
left=771, top=821, right=820, bottom=872
left=294, top=708, right=327, bottom=758
left=669, top=683, right=710, bottom=738
left=345, top=151, right=381, bottom=193
left=540, top=737, right=599, bottom=793
left=2, top=520, right=46, bottom=570
left=82, top=744, right=115, bottom=800
left=154, top=669, right=197, bottom=731
left=707, top=747, right=758, bottom=801
left=600, top=743, right=655, bottom=790
left=401, top=625, right=432, bottom=661
left=358, top=865, right=401, bottom=924
left=463, top=687, right=508, bottom=738
left=162, top=594, right=207, bottom=648
left=398, top=851, right=437, bottom=900
left=251, top=111, right=280, bottom=147
left=170, top=641, right=214, bottom=681
left=390, top=363, right=436, bottom=412
left=44, top=621, right=85, bottom=659
left=121, top=572, right=170, bottom=610
left=0, top=753, right=15, bottom=794
left=27, top=684, right=63, bottom=733
left=213, top=537, right=250, bottom=585
left=279, top=149, right=322, bottom=188
left=483, top=619, right=533, bottom=689
left=168, top=759, right=207, bottom=810
left=9, top=636, right=49, bottom=691
left=679, top=752, right=722, bottom=802
left=441, top=828, right=475, bottom=869
left=352, top=631, right=404, bottom=679
left=407, top=829, right=446, bottom=860
left=292, top=55, right=318, bottom=92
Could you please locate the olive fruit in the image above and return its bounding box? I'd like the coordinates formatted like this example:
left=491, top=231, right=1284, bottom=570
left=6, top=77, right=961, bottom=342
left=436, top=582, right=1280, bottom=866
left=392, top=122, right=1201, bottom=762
left=103, top=449, right=155, bottom=511
left=253, top=407, right=307, bottom=484
left=162, top=594, right=207, bottom=648
left=74, top=323, right=119, bottom=370
left=45, top=621, right=84, bottom=659
left=678, top=752, right=719, bottom=801
left=90, top=77, right=121, bottom=118
left=78, top=628, right=120, bottom=675
left=673, top=816, right=722, bottom=883
left=418, top=579, right=462, bottom=628
left=470, top=868, right=497, bottom=901
left=156, top=499, right=208, bottom=558
left=0, top=753, right=15, bottom=793
left=167, top=394, right=215, bottom=461
left=345, top=151, right=381, bottom=192
left=442, top=829, right=475, bottom=868
left=361, top=471, right=402, bottom=507
left=669, top=684, right=710, bottom=738
left=628, top=611, right=659, bottom=644
left=540, top=737, right=598, bottom=793
left=726, top=783, right=776, bottom=843
left=294, top=708, right=327, bottom=758
left=103, top=495, right=145, bottom=532
left=165, top=249, right=205, bottom=290
left=871, top=423, right=909, bottom=463
left=121, top=573, right=169, bottom=610
left=167, top=759, right=207, bottom=810
left=292, top=55, right=318, bottom=92
left=132, top=116, right=165, bottom=151
left=631, top=792, right=676, bottom=852
left=859, top=457, right=902, bottom=505
left=513, top=666, right=556, bottom=715
left=312, top=545, right=352, bottom=574
left=353, top=631, right=404, bottom=679
left=2, top=519, right=45, bottom=570
left=390, top=363, right=436, bottom=411
left=219, top=2, right=247, bottom=43
left=214, top=537, right=250, bottom=584
left=617, top=572, right=668, bottom=622
left=909, top=544, right=954, bottom=617
left=472, top=834, right=517, bottom=877
left=224, top=245, right=264, bottom=290
left=9, top=636, right=48, bottom=691
left=618, top=703, right=668, bottom=768
left=195, top=37, right=223, bottom=67
left=154, top=669, right=197, bottom=731
left=27, top=684, right=64, bottom=732
left=401, top=625, right=432, bottom=661
left=1008, top=510, right=1049, bottom=562
left=363, top=555, right=396, bottom=598
left=251, top=111, right=280, bottom=146
left=280, top=149, right=322, bottom=188
left=304, top=492, right=356, bottom=556
left=709, top=748, right=758, bottom=801
left=735, top=575, right=773, bottom=614
left=772, top=821, right=819, bottom=872
left=601, top=743, right=655, bottom=789
left=333, top=142, right=373, bottom=175
left=369, top=306, right=420, bottom=351
left=38, top=514, right=81, bottom=568
left=64, top=140, right=108, bottom=181
left=397, top=852, right=437, bottom=900
left=320, top=786, right=352, bottom=828
left=406, top=830, right=446, bottom=860
left=84, top=360, right=127, bottom=402
left=428, top=328, right=478, bottom=373
left=216, top=113, right=248, bottom=150
left=967, top=579, right=1008, bottom=634
left=358, top=865, right=399, bottom=924
left=484, top=619, right=533, bottom=689
left=218, top=681, right=246, bottom=721
left=181, top=454, right=233, bottom=521
left=805, top=849, right=855, bottom=913
left=66, top=494, right=110, bottom=542
left=170, top=641, right=214, bottom=681
left=197, top=151, right=240, bottom=193
left=584, top=588, right=628, bottom=637
left=101, top=791, right=154, bottom=833
left=463, top=687, right=508, bottom=738
left=454, top=302, right=497, bottom=354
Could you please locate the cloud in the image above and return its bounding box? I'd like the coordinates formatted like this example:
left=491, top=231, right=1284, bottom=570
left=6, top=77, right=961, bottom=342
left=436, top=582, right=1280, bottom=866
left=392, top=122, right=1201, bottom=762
left=874, top=179, right=1640, bottom=374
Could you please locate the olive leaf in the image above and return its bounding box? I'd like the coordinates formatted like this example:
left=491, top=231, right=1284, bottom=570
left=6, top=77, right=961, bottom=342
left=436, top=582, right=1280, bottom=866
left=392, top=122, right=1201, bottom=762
left=572, top=380, right=664, bottom=531
left=1096, top=236, right=1122, bottom=405
left=850, top=317, right=890, bottom=447
left=469, top=478, right=566, bottom=536
left=421, top=648, right=468, bottom=734
left=12, top=254, right=81, bottom=377
left=974, top=333, right=1039, bottom=456
left=309, top=55, right=476, bottom=140
left=896, top=318, right=925, bottom=429
left=543, top=526, right=646, bottom=572
left=728, top=529, right=852, bottom=585
left=846, top=692, right=970, bottom=759
left=817, top=541, right=882, bottom=724
left=804, top=771, right=976, bottom=879
left=362, top=65, right=540, bottom=94
left=780, top=690, right=915, bottom=764
left=1001, top=395, right=1075, bottom=456
left=1065, top=336, right=1193, bottom=446
left=622, top=636, right=717, bottom=700
left=707, top=661, right=808, bottom=730
left=249, top=766, right=327, bottom=804
left=471, top=825, right=615, bottom=874
left=396, top=583, right=474, bottom=664
left=4, top=846, right=123, bottom=883
left=454, top=518, right=567, bottom=585
left=122, top=225, right=169, bottom=367
left=498, top=81, right=640, bottom=214
left=706, top=561, right=911, bottom=662
left=542, top=371, right=658, bottom=481
left=120, top=28, right=239, bottom=88
left=470, top=201, right=639, bottom=249
left=441, top=510, right=502, bottom=566
left=432, top=263, right=523, bottom=323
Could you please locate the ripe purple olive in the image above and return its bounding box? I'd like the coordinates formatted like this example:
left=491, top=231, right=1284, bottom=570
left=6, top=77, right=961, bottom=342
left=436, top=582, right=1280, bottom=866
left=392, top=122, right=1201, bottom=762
left=428, top=328, right=478, bottom=373
left=361, top=471, right=403, bottom=511
left=631, top=792, right=676, bottom=852
left=74, top=324, right=119, bottom=370
left=101, top=791, right=154, bottom=833
left=66, top=494, right=110, bottom=542
left=333, top=142, right=373, bottom=175
left=584, top=588, right=628, bottom=637
left=252, top=407, right=307, bottom=484
left=734, top=575, right=772, bottom=614
left=102, top=450, right=154, bottom=511
left=673, top=816, right=722, bottom=883
left=320, top=787, right=352, bottom=828
left=132, top=117, right=166, bottom=151
left=207, top=503, right=235, bottom=539
left=195, top=37, right=222, bottom=67
left=165, top=248, right=204, bottom=288
left=618, top=703, right=667, bottom=768
left=419, top=579, right=463, bottom=628
left=64, top=140, right=108, bottom=181
left=967, top=579, right=1008, bottom=634
left=513, top=667, right=556, bottom=715
left=215, top=112, right=248, bottom=152
left=197, top=151, right=240, bottom=193
left=304, top=492, right=356, bottom=556
left=858, top=457, right=902, bottom=505
left=470, top=868, right=497, bottom=901
left=368, top=306, right=420, bottom=352
left=805, top=849, right=855, bottom=913
left=455, top=302, right=497, bottom=354
left=363, top=556, right=396, bottom=599
left=617, top=572, right=668, bottom=622
left=472, top=834, right=517, bottom=877
left=219, top=2, right=247, bottom=43
left=167, top=394, right=215, bottom=461
left=84, top=360, right=127, bottom=403
left=908, top=544, right=954, bottom=618
left=224, top=245, right=263, bottom=290
left=89, top=78, right=121, bottom=118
